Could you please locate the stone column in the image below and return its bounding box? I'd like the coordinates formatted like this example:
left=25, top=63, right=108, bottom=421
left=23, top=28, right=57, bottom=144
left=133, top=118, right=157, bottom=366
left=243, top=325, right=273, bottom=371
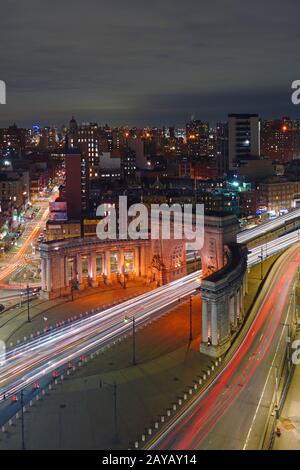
left=236, top=289, right=241, bottom=322
left=46, top=258, right=51, bottom=292
left=229, top=294, right=237, bottom=329
left=88, top=252, right=97, bottom=286
left=119, top=248, right=125, bottom=273
left=76, top=254, right=83, bottom=287
left=211, top=302, right=218, bottom=346
left=41, top=258, right=46, bottom=291
left=134, top=247, right=140, bottom=276
left=244, top=271, right=248, bottom=295
left=202, top=299, right=208, bottom=344
left=105, top=250, right=111, bottom=278
left=239, top=287, right=244, bottom=321
left=60, top=257, right=65, bottom=289
left=65, top=257, right=69, bottom=287
left=140, top=245, right=146, bottom=276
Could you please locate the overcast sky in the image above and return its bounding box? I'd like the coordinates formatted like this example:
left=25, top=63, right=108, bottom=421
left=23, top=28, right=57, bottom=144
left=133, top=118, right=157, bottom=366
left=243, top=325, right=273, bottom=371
left=0, top=0, right=300, bottom=127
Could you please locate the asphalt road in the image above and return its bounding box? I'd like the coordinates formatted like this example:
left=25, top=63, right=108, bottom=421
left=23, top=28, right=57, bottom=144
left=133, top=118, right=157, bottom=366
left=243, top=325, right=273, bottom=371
left=150, top=243, right=300, bottom=450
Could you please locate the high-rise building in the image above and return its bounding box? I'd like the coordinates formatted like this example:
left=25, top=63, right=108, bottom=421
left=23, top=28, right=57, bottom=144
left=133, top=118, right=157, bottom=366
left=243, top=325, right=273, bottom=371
left=186, top=119, right=210, bottom=158
left=228, top=114, right=260, bottom=169
left=0, top=124, right=27, bottom=158
left=68, top=117, right=100, bottom=180
left=260, top=117, right=299, bottom=163
left=64, top=146, right=88, bottom=220
left=215, top=122, right=228, bottom=177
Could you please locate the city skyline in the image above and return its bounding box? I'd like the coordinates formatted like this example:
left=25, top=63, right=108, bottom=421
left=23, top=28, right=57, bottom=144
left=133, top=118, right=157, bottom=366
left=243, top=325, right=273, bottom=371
left=1, top=0, right=300, bottom=126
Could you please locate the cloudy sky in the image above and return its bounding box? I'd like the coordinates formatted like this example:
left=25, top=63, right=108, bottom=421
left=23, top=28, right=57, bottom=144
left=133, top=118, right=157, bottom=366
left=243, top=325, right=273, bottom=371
left=0, top=0, right=300, bottom=126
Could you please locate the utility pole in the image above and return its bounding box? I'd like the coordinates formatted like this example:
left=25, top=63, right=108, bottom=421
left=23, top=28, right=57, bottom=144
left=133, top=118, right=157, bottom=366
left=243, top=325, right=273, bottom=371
left=189, top=295, right=193, bottom=342
left=99, top=379, right=118, bottom=444
left=273, top=365, right=279, bottom=419
left=124, top=315, right=136, bottom=366
left=113, top=381, right=118, bottom=443
left=21, top=389, right=25, bottom=450
left=27, top=284, right=31, bottom=323
left=132, top=316, right=136, bottom=366
left=258, top=246, right=264, bottom=280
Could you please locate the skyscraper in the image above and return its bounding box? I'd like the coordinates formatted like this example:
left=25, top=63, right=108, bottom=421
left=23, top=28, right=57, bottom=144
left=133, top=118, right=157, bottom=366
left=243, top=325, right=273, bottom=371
left=228, top=114, right=260, bottom=170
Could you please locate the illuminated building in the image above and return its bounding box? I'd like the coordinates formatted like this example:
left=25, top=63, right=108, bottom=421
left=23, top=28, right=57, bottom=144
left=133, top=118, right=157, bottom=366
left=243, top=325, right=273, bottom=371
left=228, top=114, right=260, bottom=169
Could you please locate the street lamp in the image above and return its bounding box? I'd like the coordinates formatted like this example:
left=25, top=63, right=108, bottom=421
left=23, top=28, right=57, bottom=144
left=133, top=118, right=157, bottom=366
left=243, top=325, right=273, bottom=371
left=189, top=295, right=193, bottom=342
left=26, top=283, right=31, bottom=323
left=281, top=322, right=292, bottom=368
left=99, top=379, right=118, bottom=443
left=258, top=246, right=264, bottom=280
left=271, top=365, right=279, bottom=419
left=20, top=389, right=25, bottom=450
left=124, top=315, right=136, bottom=366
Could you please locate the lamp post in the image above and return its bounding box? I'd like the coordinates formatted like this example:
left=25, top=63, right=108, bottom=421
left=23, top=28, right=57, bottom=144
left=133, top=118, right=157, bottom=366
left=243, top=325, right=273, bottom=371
left=258, top=246, right=264, bottom=280
left=189, top=295, right=193, bottom=342
left=281, top=322, right=292, bottom=369
left=26, top=283, right=31, bottom=323
left=99, top=379, right=118, bottom=443
left=124, top=315, right=136, bottom=366
left=20, top=389, right=25, bottom=450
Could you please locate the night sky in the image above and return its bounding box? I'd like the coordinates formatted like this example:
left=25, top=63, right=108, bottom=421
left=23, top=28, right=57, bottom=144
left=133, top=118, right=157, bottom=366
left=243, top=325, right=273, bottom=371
left=1, top=0, right=300, bottom=126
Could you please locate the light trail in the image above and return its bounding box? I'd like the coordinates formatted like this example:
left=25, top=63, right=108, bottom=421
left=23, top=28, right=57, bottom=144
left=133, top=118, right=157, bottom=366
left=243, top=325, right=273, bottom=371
left=147, top=244, right=300, bottom=450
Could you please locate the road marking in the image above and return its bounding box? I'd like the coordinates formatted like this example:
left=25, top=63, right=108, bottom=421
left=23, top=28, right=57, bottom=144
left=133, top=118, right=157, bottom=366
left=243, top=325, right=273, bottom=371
left=243, top=292, right=292, bottom=450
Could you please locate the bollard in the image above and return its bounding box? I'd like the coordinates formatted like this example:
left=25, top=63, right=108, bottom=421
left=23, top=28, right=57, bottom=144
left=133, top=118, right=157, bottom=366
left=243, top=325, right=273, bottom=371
left=203, top=374, right=206, bottom=380
left=173, top=404, right=177, bottom=411
left=167, top=410, right=171, bottom=417
left=24, top=337, right=27, bottom=342
left=42, top=389, right=46, bottom=396
left=141, top=434, right=146, bottom=441
left=2, top=426, right=5, bottom=433
left=211, top=365, right=214, bottom=371
left=134, top=441, right=139, bottom=449
left=29, top=400, right=33, bottom=407
left=49, top=384, right=52, bottom=390
left=194, top=383, right=198, bottom=390
left=198, top=378, right=202, bottom=385
left=184, top=393, right=188, bottom=400
left=16, top=412, right=19, bottom=419
left=154, top=422, right=159, bottom=429
left=207, top=369, right=211, bottom=376
left=54, top=379, right=58, bottom=385
left=215, top=360, right=218, bottom=367
left=178, top=398, right=182, bottom=405
left=9, top=419, right=13, bottom=426
left=219, top=357, right=222, bottom=363
left=36, top=395, right=39, bottom=401
left=148, top=428, right=152, bottom=436
left=161, top=416, right=165, bottom=423
left=72, top=367, right=76, bottom=372
left=9, top=342, right=13, bottom=348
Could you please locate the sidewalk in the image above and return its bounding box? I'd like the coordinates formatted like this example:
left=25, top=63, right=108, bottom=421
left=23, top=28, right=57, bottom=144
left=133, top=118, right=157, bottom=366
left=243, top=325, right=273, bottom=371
left=273, top=357, right=300, bottom=450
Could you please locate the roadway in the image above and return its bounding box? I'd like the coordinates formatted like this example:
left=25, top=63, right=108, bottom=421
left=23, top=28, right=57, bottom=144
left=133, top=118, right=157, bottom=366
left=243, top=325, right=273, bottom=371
left=0, top=231, right=299, bottom=425
left=0, top=191, right=57, bottom=294
left=148, top=243, right=300, bottom=450
left=237, top=207, right=300, bottom=244
left=0, top=271, right=202, bottom=424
